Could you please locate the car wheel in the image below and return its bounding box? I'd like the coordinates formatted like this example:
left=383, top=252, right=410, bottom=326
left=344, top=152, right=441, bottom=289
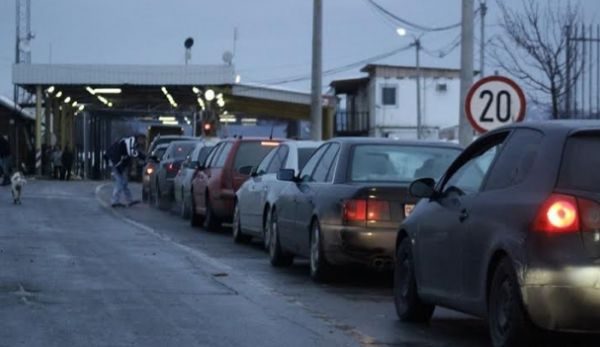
left=488, top=258, right=535, bottom=347
left=269, top=210, right=293, bottom=267
left=154, top=184, right=162, bottom=209
left=190, top=190, right=204, bottom=227
left=203, top=194, right=221, bottom=231
left=263, top=208, right=273, bottom=251
left=309, top=219, right=333, bottom=282
left=233, top=202, right=251, bottom=244
left=394, top=237, right=435, bottom=322
left=180, top=188, right=190, bottom=219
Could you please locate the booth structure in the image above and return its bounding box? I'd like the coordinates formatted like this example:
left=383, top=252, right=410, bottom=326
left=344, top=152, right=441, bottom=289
left=0, top=95, right=34, bottom=172
left=12, top=64, right=335, bottom=178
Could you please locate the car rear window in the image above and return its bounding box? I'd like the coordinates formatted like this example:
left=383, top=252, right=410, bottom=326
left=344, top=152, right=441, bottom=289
left=196, top=146, right=213, bottom=165
left=298, top=148, right=317, bottom=170
left=350, top=145, right=460, bottom=183
left=558, top=135, right=600, bottom=192
left=233, top=141, right=279, bottom=172
left=153, top=147, right=167, bottom=159
left=168, top=143, right=197, bottom=160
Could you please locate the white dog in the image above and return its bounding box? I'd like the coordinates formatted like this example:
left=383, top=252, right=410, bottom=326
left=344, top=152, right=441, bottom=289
left=10, top=172, right=26, bottom=205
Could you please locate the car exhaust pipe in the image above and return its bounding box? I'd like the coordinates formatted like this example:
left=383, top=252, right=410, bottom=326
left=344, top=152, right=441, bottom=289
left=372, top=257, right=393, bottom=271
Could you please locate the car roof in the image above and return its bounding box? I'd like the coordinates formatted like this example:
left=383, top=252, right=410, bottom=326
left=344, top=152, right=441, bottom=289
left=167, top=140, right=201, bottom=147
left=282, top=140, right=322, bottom=148
left=329, top=137, right=463, bottom=149
left=490, top=120, right=600, bottom=138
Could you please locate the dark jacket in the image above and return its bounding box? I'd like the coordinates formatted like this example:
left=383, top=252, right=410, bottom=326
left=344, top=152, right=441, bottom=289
left=106, top=137, right=144, bottom=173
left=0, top=136, right=10, bottom=158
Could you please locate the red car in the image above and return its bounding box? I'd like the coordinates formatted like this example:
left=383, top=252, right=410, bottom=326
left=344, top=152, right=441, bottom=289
left=190, top=137, right=280, bottom=230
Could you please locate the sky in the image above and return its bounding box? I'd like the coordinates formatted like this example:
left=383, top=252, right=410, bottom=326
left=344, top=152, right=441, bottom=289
left=1, top=0, right=599, bottom=99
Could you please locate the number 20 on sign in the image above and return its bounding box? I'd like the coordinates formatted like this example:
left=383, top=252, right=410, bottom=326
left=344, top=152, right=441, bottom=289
left=465, top=76, right=526, bottom=134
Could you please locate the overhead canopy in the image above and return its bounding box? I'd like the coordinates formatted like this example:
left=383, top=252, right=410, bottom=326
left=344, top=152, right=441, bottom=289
left=13, top=64, right=334, bottom=121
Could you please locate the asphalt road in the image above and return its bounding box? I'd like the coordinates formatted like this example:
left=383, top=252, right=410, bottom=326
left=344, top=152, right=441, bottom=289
left=1, top=180, right=598, bottom=347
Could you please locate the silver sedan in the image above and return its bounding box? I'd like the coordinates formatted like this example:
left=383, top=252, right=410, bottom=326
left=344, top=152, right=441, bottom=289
left=233, top=140, right=321, bottom=247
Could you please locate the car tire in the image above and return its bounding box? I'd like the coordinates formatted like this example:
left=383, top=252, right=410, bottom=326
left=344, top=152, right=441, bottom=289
left=394, top=237, right=435, bottom=323
left=203, top=194, right=221, bottom=231
left=269, top=210, right=293, bottom=267
left=190, top=190, right=204, bottom=227
left=309, top=219, right=333, bottom=282
left=488, top=258, right=536, bottom=347
left=263, top=208, right=273, bottom=251
left=233, top=202, right=251, bottom=244
left=154, top=184, right=162, bottom=209
left=180, top=188, right=190, bottom=219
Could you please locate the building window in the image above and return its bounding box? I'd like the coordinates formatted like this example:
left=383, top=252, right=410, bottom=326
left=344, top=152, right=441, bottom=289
left=381, top=86, right=397, bottom=106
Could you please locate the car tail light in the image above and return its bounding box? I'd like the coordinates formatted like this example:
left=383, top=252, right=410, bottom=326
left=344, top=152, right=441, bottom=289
left=533, top=194, right=580, bottom=233
left=344, top=200, right=366, bottom=222
left=167, top=163, right=178, bottom=172
left=343, top=199, right=390, bottom=224
left=577, top=198, right=600, bottom=231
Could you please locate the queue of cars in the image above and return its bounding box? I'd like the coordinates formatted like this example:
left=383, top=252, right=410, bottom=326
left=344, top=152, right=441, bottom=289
left=141, top=122, right=600, bottom=347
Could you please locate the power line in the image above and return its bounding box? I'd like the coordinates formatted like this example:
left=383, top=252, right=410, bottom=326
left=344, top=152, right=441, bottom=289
left=364, top=0, right=464, bottom=32
left=258, top=44, right=413, bottom=85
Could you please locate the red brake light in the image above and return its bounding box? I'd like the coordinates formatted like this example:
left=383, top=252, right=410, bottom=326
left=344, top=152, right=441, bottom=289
left=343, top=199, right=390, bottom=223
left=367, top=200, right=391, bottom=221
left=534, top=194, right=579, bottom=233
left=344, top=200, right=366, bottom=222
left=578, top=197, right=600, bottom=231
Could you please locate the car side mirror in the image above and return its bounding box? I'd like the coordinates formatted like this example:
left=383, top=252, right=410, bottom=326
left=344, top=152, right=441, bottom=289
left=409, top=178, right=436, bottom=198
left=238, top=165, right=254, bottom=176
left=196, top=162, right=206, bottom=170
left=277, top=168, right=296, bottom=182
left=250, top=166, right=259, bottom=177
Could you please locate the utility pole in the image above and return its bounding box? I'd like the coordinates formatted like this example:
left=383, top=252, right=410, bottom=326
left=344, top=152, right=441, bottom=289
left=458, top=0, right=475, bottom=146
left=479, top=0, right=487, bottom=77
left=310, top=0, right=323, bottom=141
left=414, top=38, right=422, bottom=139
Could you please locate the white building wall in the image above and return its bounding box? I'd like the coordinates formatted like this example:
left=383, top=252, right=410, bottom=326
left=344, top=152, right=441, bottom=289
left=371, top=76, right=460, bottom=139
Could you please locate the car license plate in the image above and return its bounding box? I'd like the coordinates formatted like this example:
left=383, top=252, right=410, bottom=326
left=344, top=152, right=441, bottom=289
left=404, top=204, right=415, bottom=217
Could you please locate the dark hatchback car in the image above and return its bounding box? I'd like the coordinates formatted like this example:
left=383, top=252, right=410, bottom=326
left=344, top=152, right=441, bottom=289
left=394, top=121, right=600, bottom=347
left=142, top=135, right=195, bottom=201
left=269, top=138, right=461, bottom=281
left=152, top=140, right=199, bottom=209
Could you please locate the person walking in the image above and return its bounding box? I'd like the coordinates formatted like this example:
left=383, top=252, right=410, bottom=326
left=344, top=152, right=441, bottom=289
left=52, top=145, right=63, bottom=180
left=61, top=144, right=74, bottom=181
left=106, top=135, right=145, bottom=207
left=0, top=135, right=10, bottom=185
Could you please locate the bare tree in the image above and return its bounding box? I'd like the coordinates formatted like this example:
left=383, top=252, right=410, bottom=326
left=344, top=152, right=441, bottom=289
left=491, top=0, right=583, bottom=119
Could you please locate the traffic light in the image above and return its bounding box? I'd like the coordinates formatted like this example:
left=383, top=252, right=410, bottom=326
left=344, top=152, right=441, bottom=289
left=202, top=121, right=217, bottom=137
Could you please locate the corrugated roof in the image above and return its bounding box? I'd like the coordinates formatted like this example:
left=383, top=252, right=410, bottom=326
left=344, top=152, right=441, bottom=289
left=13, top=64, right=235, bottom=86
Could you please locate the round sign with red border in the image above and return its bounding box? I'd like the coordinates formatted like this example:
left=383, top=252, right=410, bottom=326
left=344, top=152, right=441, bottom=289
left=465, top=76, right=526, bottom=134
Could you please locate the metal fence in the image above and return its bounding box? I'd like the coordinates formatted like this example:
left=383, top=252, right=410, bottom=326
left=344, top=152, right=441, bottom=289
left=334, top=111, right=370, bottom=136
left=566, top=24, right=600, bottom=118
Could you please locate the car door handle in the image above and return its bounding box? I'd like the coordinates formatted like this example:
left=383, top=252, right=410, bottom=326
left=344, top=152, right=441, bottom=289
left=459, top=209, right=469, bottom=222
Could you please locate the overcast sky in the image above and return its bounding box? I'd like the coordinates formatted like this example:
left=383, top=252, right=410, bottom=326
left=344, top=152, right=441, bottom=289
left=1, top=0, right=598, bottom=98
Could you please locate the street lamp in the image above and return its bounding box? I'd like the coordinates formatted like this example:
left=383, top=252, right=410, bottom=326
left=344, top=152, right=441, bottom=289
left=397, top=27, right=422, bottom=140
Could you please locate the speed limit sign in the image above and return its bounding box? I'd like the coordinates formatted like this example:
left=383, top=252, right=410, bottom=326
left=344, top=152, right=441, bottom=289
left=465, top=76, right=526, bottom=133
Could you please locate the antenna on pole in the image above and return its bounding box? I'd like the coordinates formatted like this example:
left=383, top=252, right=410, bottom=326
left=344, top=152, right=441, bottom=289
left=269, top=124, right=274, bottom=140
